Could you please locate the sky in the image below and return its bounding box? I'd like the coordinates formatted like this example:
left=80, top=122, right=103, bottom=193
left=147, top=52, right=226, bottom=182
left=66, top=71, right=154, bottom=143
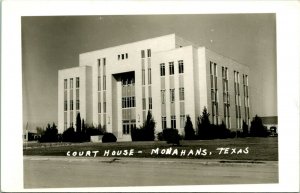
left=22, top=14, right=277, bottom=131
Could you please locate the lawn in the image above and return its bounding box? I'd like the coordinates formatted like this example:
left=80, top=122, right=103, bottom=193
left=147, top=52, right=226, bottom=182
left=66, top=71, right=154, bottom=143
left=23, top=137, right=278, bottom=161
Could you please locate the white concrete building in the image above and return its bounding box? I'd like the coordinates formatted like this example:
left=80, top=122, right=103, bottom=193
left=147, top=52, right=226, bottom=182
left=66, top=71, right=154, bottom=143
left=58, top=34, right=250, bottom=141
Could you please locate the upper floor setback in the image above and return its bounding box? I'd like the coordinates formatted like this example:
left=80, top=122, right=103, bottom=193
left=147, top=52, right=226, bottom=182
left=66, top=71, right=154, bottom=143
left=78, top=34, right=199, bottom=67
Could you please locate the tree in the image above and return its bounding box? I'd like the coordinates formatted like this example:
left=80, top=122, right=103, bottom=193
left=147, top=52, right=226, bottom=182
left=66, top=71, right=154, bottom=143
left=184, top=115, right=195, bottom=140
left=131, top=110, right=156, bottom=141
left=36, top=127, right=44, bottom=135
left=143, top=110, right=156, bottom=141
left=76, top=113, right=82, bottom=133
left=82, top=119, right=86, bottom=134
left=242, top=121, right=249, bottom=137
left=249, top=115, right=268, bottom=137
left=197, top=107, right=211, bottom=139
left=39, top=123, right=58, bottom=142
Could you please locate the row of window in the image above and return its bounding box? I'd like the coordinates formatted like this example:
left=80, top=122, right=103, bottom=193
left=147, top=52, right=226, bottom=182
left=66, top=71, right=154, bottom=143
left=141, top=49, right=151, bottom=58
left=64, top=100, right=80, bottom=111
left=122, top=97, right=136, bottom=108
left=160, top=88, right=184, bottom=104
left=97, top=76, right=106, bottom=91
left=98, top=102, right=106, bottom=114
left=142, top=97, right=152, bottom=110
left=142, top=68, right=152, bottom=85
left=64, top=77, right=80, bottom=89
left=161, top=115, right=186, bottom=129
left=160, top=60, right=184, bottom=76
left=122, top=120, right=136, bottom=135
left=118, top=53, right=128, bottom=60
left=122, top=77, right=135, bottom=86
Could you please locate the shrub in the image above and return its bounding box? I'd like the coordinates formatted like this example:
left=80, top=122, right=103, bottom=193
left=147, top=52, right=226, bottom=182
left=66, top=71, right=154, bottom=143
left=229, top=131, right=237, bottom=138
left=163, top=128, right=181, bottom=146
left=62, top=127, right=76, bottom=142
left=184, top=115, right=196, bottom=140
left=157, top=132, right=164, bottom=141
left=131, top=127, right=144, bottom=141
left=102, top=133, right=117, bottom=143
left=216, top=121, right=231, bottom=139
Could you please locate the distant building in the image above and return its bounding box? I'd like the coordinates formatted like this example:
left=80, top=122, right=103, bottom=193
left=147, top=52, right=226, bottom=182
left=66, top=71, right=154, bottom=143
left=261, top=116, right=278, bottom=134
left=58, top=34, right=251, bottom=141
left=23, top=131, right=40, bottom=142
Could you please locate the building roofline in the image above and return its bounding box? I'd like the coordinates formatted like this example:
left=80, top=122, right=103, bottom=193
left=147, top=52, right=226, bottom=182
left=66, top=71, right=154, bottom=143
left=80, top=33, right=176, bottom=56
left=205, top=48, right=249, bottom=68
left=58, top=65, right=91, bottom=72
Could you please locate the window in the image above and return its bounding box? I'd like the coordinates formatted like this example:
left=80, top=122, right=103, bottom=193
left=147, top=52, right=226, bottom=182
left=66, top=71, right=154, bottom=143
left=178, top=60, right=184, bottom=73
left=142, top=69, right=145, bottom=85
left=122, top=54, right=124, bottom=60
left=142, top=98, right=146, bottom=110
left=162, top=116, right=167, bottom=129
left=98, top=76, right=101, bottom=91
left=64, top=101, right=67, bottom=111
left=127, top=97, right=130, bottom=108
left=179, top=87, right=184, bottom=101
left=122, top=97, right=125, bottom=108
left=132, top=96, right=135, bottom=107
left=161, top=90, right=166, bottom=104
left=76, top=100, right=80, bottom=110
left=149, top=97, right=152, bottom=110
left=147, top=49, right=151, bottom=57
left=103, top=102, right=106, bottom=113
left=214, top=63, right=217, bottom=76
left=76, top=77, right=80, bottom=88
left=118, top=55, right=120, bottom=60
left=170, top=89, right=175, bottom=103
left=148, top=68, right=152, bottom=84
left=64, top=79, right=67, bottom=89
left=98, top=59, right=101, bottom=76
left=70, top=78, right=73, bottom=89
left=180, top=115, right=185, bottom=128
left=98, top=102, right=101, bottom=113
left=160, top=63, right=165, bottom=76
left=169, top=62, right=174, bottom=75
left=122, top=121, right=131, bottom=135
left=76, top=89, right=79, bottom=99
left=70, top=100, right=73, bottom=111
left=141, top=50, right=145, bottom=58
left=171, top=115, right=176, bottom=129
left=103, top=75, right=106, bottom=90
left=126, top=53, right=128, bottom=59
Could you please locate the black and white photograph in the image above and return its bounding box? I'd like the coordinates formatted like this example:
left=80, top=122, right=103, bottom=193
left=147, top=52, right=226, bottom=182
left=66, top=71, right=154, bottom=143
left=22, top=14, right=278, bottom=188
left=1, top=1, right=300, bottom=192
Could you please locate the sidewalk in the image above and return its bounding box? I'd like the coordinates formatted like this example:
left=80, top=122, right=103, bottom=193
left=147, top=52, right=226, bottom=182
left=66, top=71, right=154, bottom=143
left=23, top=155, right=278, bottom=167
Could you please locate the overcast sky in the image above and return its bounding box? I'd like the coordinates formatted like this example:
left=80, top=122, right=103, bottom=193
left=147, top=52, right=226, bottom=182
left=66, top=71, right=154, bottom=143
left=22, top=14, right=277, bottom=130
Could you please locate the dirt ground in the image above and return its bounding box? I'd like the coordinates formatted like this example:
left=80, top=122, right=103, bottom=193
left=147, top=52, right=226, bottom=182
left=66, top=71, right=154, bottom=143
left=24, top=156, right=278, bottom=188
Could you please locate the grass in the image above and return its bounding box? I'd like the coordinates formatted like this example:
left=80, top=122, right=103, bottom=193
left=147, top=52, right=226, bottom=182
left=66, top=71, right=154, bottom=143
left=23, top=137, right=278, bottom=161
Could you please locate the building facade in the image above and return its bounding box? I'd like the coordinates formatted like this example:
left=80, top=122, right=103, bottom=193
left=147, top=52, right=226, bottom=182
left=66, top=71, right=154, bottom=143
left=58, top=34, right=251, bottom=141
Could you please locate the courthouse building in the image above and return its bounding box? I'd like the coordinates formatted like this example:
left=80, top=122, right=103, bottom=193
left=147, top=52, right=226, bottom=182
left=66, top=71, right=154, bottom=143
left=58, top=34, right=250, bottom=141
